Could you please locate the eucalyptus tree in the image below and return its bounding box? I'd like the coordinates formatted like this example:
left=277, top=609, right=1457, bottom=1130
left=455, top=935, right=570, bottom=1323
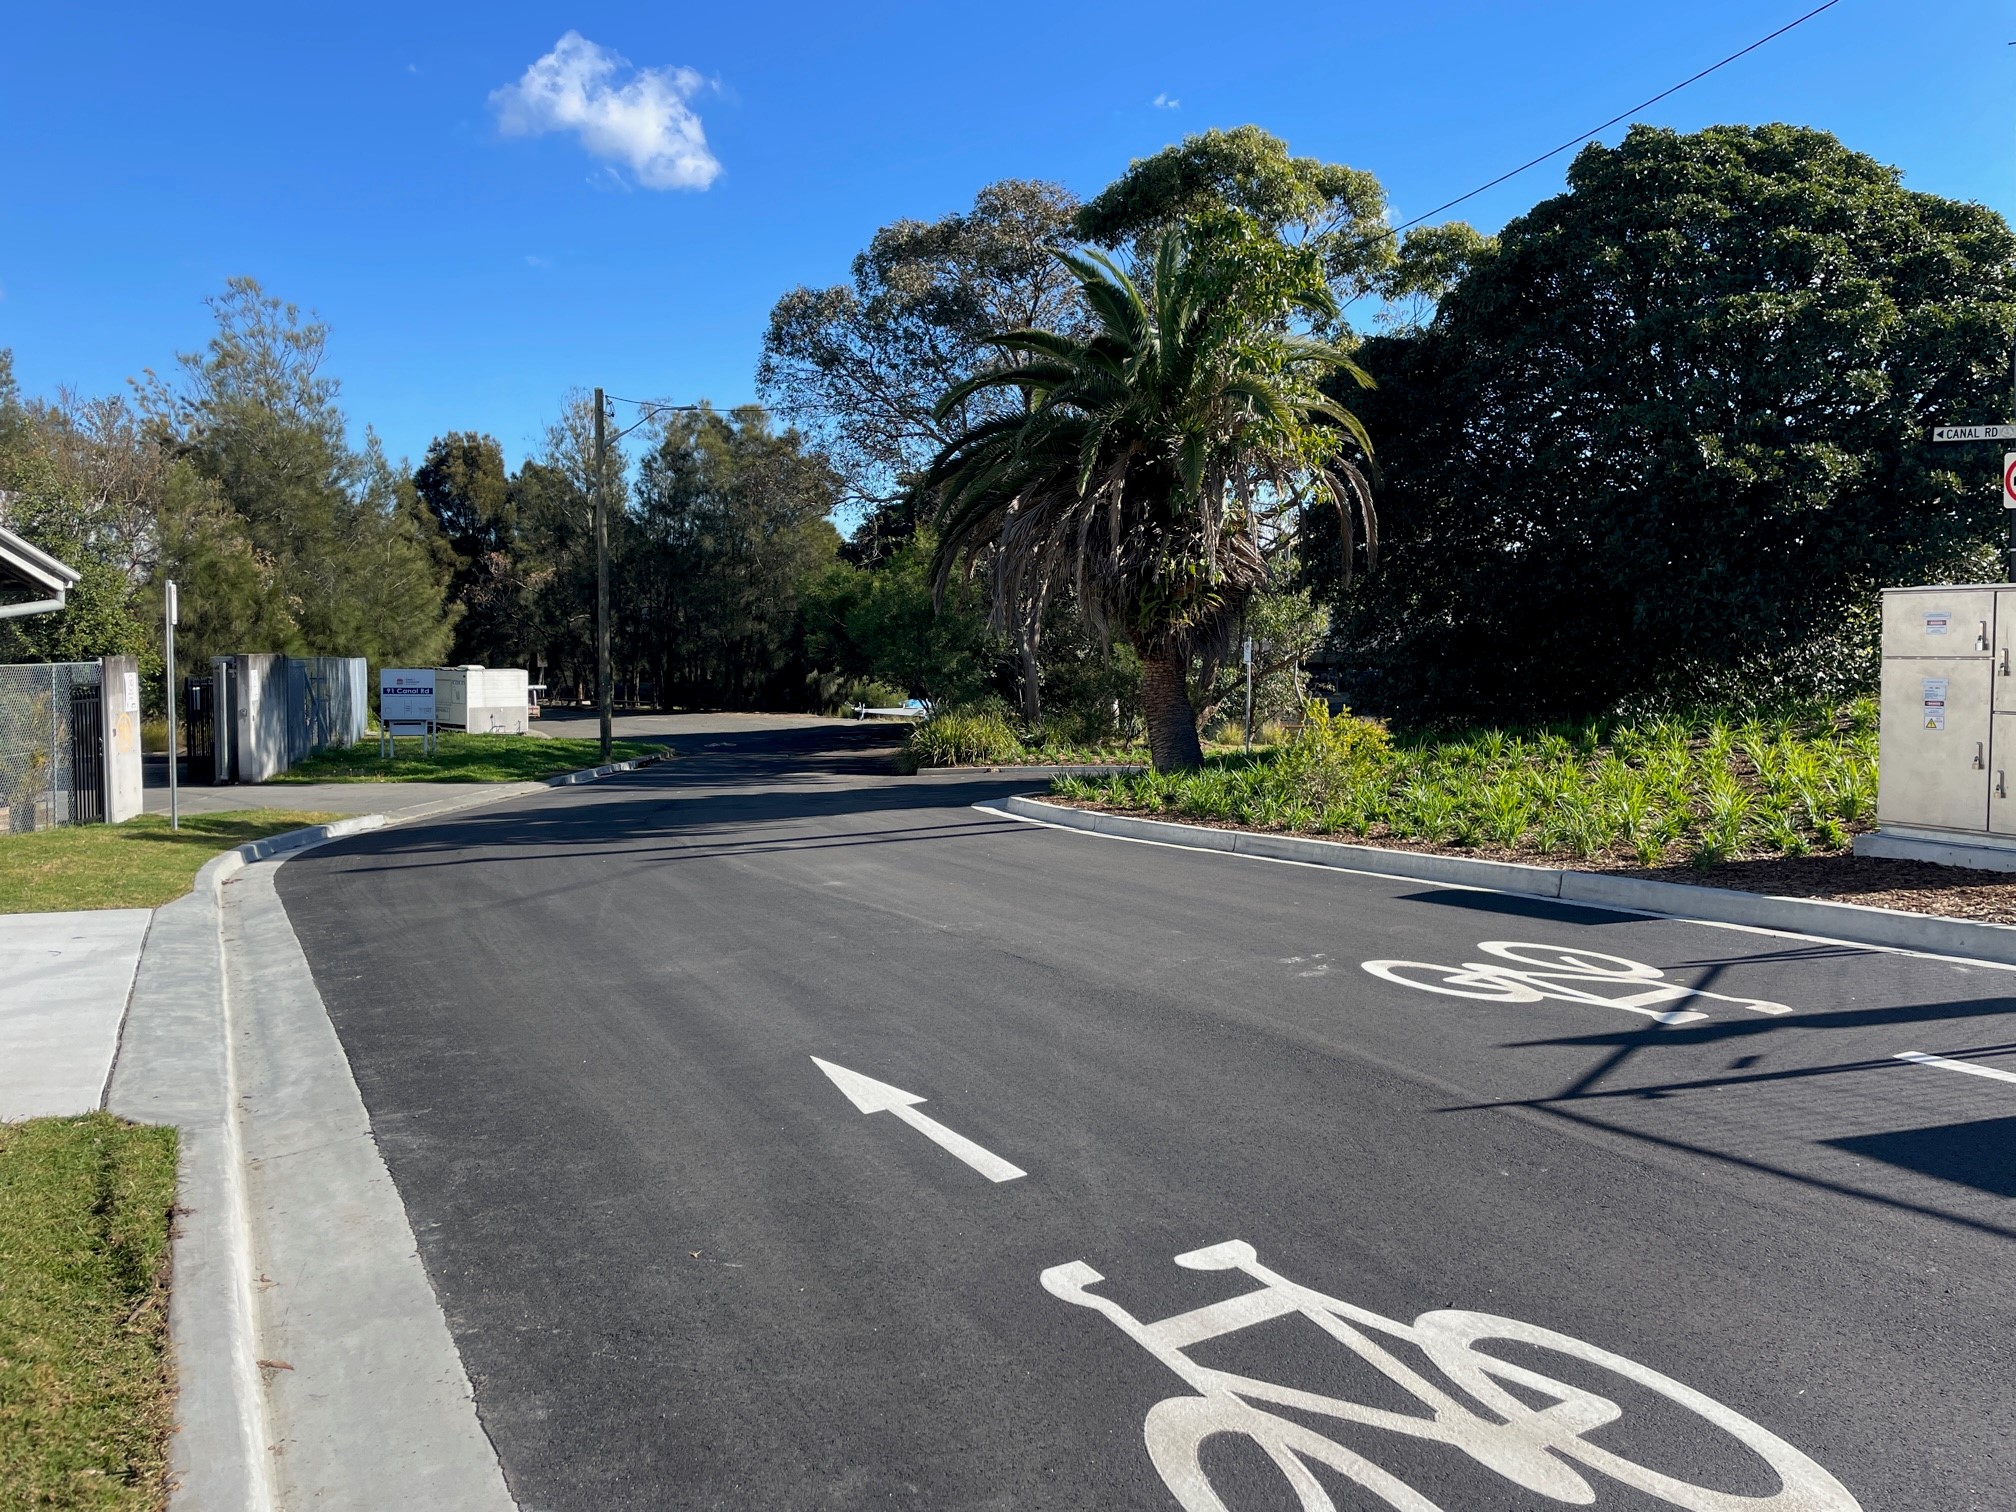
left=759, top=179, right=1083, bottom=539
left=923, top=216, right=1377, bottom=772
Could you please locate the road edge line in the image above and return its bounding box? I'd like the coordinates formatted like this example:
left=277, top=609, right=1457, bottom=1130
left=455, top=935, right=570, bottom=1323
left=987, top=794, right=2016, bottom=970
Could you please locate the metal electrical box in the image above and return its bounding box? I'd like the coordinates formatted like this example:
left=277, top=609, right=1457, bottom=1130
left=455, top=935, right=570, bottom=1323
left=1874, top=585, right=2016, bottom=853
left=435, top=665, right=531, bottom=735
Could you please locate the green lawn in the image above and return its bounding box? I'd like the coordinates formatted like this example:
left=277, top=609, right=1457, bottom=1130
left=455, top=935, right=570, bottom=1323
left=0, top=1114, right=178, bottom=1512
left=0, top=811, right=342, bottom=913
left=267, top=732, right=660, bottom=784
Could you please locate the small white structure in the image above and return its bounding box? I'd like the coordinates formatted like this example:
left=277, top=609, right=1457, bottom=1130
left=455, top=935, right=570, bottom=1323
left=1857, top=583, right=2016, bottom=871
left=436, top=665, right=530, bottom=735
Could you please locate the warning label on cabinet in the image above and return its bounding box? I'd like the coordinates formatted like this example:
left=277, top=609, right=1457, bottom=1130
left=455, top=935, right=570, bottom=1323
left=1925, top=610, right=1952, bottom=636
left=1924, top=677, right=1948, bottom=731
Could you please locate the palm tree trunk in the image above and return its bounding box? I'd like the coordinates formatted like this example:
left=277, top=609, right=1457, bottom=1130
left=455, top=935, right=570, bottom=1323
left=1018, top=623, right=1042, bottom=726
left=1140, top=647, right=1204, bottom=772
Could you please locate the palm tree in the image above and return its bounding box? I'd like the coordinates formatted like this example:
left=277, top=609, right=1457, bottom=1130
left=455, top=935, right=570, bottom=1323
left=922, top=223, right=1376, bottom=772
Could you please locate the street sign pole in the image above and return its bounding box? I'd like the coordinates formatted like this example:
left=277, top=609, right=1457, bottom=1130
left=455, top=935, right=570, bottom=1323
left=594, top=387, right=612, bottom=763
left=164, top=581, right=179, bottom=832
left=1931, top=420, right=2016, bottom=583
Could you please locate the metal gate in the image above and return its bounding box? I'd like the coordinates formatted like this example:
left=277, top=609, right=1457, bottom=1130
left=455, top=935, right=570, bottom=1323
left=67, top=679, right=105, bottom=824
left=184, top=676, right=217, bottom=785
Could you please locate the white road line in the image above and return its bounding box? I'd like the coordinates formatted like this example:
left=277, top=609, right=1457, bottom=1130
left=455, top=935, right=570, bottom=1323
left=1893, top=1050, right=2016, bottom=1085
left=975, top=800, right=2016, bottom=974
left=811, top=1057, right=1026, bottom=1182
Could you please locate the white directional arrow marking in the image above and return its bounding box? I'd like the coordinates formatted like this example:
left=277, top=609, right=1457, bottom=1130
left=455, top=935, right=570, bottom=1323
left=810, top=1057, right=1026, bottom=1182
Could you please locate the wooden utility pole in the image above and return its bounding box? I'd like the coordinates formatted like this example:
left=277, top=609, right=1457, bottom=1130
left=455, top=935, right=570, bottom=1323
left=594, top=388, right=612, bottom=760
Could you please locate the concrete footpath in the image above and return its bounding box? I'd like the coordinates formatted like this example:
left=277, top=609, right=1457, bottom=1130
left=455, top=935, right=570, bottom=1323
left=0, top=909, right=150, bottom=1119
left=101, top=762, right=665, bottom=1510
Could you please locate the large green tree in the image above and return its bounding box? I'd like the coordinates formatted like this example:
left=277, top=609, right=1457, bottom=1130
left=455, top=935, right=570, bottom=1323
left=801, top=533, right=998, bottom=709
left=143, top=279, right=456, bottom=668
left=1328, top=124, right=2016, bottom=720
left=759, top=179, right=1083, bottom=545
left=924, top=218, right=1377, bottom=771
left=0, top=352, right=160, bottom=666
left=511, top=392, right=628, bottom=702
left=1078, top=125, right=1489, bottom=325
left=629, top=407, right=842, bottom=707
left=414, top=432, right=537, bottom=667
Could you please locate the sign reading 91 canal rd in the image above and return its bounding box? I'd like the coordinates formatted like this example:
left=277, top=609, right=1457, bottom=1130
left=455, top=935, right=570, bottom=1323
left=379, top=668, right=436, bottom=724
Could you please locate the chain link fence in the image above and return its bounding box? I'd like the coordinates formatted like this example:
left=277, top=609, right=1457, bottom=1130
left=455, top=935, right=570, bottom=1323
left=0, top=661, right=103, bottom=832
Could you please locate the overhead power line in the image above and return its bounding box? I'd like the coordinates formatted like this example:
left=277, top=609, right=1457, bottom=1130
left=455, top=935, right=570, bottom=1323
left=1390, top=0, right=1844, bottom=235
left=602, top=393, right=771, bottom=442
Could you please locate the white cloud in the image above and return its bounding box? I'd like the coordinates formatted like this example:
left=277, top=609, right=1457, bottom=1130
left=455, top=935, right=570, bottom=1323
left=1152, top=92, right=1179, bottom=109
left=491, top=32, right=720, bottom=191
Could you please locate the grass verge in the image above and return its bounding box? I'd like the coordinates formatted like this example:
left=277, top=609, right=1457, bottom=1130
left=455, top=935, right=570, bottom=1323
left=0, top=810, right=342, bottom=913
left=266, top=733, right=659, bottom=784
left=1051, top=700, right=1879, bottom=870
left=0, top=1114, right=178, bottom=1512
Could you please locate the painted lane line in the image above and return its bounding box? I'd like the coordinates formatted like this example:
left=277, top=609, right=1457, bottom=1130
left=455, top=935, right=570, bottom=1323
left=810, top=1057, right=1026, bottom=1183
left=1893, top=1050, right=2016, bottom=1085
left=976, top=799, right=2016, bottom=975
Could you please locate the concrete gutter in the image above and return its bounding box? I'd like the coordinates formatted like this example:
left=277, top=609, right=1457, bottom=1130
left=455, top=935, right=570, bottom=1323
left=992, top=794, right=2016, bottom=969
left=106, top=844, right=276, bottom=1511
left=105, top=751, right=665, bottom=1509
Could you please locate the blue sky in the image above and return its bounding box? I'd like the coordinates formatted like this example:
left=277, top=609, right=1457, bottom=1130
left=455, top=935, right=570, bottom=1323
left=1, top=1, right=2008, bottom=471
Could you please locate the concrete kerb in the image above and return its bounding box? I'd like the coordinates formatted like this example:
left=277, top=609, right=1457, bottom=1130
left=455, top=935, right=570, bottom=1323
left=105, top=750, right=666, bottom=1509
left=992, top=794, right=2016, bottom=969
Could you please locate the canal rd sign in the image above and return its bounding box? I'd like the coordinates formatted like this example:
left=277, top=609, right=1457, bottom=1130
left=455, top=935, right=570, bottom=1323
left=379, top=668, right=437, bottom=723
left=1934, top=424, right=2016, bottom=443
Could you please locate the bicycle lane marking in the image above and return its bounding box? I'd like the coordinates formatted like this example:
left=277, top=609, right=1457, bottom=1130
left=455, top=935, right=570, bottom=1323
left=1359, top=940, right=1793, bottom=1024
left=1041, top=1239, right=1865, bottom=1512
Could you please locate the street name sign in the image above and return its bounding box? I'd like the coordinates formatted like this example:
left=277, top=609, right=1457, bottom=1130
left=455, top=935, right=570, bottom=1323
left=1933, top=424, right=2016, bottom=443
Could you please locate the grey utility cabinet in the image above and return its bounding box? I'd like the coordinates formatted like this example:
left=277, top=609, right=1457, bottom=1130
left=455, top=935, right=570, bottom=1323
left=1873, top=584, right=2016, bottom=852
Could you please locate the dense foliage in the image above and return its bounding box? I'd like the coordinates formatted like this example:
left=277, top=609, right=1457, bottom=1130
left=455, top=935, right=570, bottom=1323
left=9, top=121, right=2012, bottom=754
left=1056, top=700, right=1880, bottom=869
left=1327, top=124, right=2016, bottom=720
left=924, top=223, right=1377, bottom=771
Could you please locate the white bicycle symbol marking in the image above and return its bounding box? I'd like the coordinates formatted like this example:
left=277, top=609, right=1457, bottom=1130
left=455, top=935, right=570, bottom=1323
left=1359, top=941, right=1791, bottom=1024
left=1043, top=1241, right=1860, bottom=1512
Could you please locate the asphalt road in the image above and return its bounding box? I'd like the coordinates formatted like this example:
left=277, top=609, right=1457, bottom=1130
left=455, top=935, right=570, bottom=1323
left=276, top=721, right=2016, bottom=1511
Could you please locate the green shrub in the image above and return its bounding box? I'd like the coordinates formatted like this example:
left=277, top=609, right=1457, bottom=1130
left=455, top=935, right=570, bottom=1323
left=903, top=707, right=1025, bottom=770
left=1049, top=700, right=1880, bottom=869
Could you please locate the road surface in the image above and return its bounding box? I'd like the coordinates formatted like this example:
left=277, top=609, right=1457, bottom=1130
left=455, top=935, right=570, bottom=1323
left=276, top=720, right=2016, bottom=1510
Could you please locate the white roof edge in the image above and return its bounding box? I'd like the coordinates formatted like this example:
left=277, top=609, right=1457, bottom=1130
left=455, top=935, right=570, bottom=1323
left=0, top=524, right=82, bottom=593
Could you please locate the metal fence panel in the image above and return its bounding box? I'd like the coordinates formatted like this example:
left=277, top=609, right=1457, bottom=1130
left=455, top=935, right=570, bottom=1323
left=282, top=656, right=367, bottom=764
left=0, top=661, right=103, bottom=831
